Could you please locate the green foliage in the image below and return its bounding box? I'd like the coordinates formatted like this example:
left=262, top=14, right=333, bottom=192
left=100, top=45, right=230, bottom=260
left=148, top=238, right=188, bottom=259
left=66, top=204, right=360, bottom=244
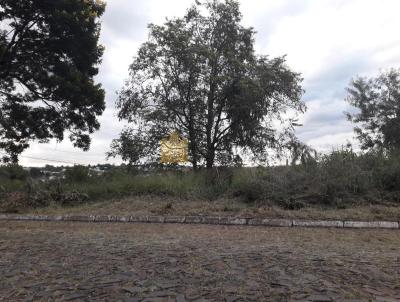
left=288, top=139, right=318, bottom=166
left=346, top=69, right=400, bottom=151
left=65, top=165, right=90, bottom=183
left=0, top=0, right=106, bottom=162
left=2, top=149, right=400, bottom=212
left=111, top=0, right=305, bottom=168
left=318, top=148, right=370, bottom=203
left=29, top=167, right=43, bottom=179
left=0, top=164, right=28, bottom=180
left=231, top=167, right=267, bottom=203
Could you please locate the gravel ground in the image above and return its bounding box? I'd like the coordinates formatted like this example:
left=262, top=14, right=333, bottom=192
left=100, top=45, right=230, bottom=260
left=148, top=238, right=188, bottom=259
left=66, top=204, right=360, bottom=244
left=0, top=221, right=399, bottom=301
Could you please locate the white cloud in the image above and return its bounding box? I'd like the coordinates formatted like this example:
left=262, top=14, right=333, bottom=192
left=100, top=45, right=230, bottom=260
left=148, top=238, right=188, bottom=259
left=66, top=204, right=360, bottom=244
left=306, top=132, right=356, bottom=153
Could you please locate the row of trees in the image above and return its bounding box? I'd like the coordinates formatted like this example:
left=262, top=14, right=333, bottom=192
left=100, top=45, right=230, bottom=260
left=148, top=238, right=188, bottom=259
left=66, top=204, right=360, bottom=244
left=1, top=0, right=399, bottom=168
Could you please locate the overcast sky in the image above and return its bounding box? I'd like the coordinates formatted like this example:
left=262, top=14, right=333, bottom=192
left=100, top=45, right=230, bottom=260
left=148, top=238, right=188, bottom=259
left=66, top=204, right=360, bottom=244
left=20, top=0, right=400, bottom=166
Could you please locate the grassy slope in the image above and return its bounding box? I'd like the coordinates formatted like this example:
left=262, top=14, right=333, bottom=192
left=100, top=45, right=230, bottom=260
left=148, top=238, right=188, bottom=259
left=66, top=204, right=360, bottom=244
left=30, top=195, right=400, bottom=221
left=2, top=149, right=400, bottom=220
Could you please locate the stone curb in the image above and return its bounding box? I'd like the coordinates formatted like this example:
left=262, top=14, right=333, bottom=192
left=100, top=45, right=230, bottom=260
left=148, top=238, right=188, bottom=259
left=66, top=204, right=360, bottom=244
left=343, top=221, right=399, bottom=229
left=293, top=220, right=343, bottom=228
left=0, top=214, right=398, bottom=229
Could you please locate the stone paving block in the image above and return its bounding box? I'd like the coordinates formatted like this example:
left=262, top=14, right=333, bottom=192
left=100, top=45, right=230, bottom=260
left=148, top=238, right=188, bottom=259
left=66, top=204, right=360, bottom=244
left=201, top=216, right=220, bottom=224
left=34, top=215, right=51, bottom=221
left=62, top=215, right=71, bottom=221
left=117, top=216, right=130, bottom=222
left=344, top=221, right=399, bottom=229
left=218, top=217, right=230, bottom=225
left=20, top=215, right=36, bottom=220
left=12, top=214, right=31, bottom=220
left=29, top=214, right=44, bottom=220
left=247, top=218, right=263, bottom=226
left=293, top=220, right=343, bottom=228
left=227, top=217, right=248, bottom=225
left=60, top=215, right=71, bottom=221
left=93, top=215, right=110, bottom=222
left=262, top=219, right=292, bottom=227
left=82, top=215, right=93, bottom=221
left=67, top=215, right=91, bottom=222
left=164, top=216, right=186, bottom=223
left=107, top=215, right=119, bottom=222
left=217, top=217, right=248, bottom=225
left=147, top=216, right=165, bottom=223
left=129, top=216, right=148, bottom=223
left=376, top=221, right=399, bottom=229
left=56, top=215, right=67, bottom=221
left=184, top=216, right=202, bottom=224
left=52, top=215, right=64, bottom=221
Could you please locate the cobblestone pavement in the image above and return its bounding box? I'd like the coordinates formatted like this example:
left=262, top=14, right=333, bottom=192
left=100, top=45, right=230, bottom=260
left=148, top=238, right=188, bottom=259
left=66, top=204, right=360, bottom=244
left=0, top=222, right=399, bottom=301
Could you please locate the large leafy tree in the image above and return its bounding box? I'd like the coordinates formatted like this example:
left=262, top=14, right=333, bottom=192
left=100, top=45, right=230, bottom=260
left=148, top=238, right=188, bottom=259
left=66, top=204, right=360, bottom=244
left=110, top=0, right=305, bottom=168
left=346, top=69, right=400, bottom=152
left=0, top=0, right=106, bottom=162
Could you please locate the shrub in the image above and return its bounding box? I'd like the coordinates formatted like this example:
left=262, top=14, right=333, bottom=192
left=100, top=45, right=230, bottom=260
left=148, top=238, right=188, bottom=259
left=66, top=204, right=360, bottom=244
left=0, top=164, right=28, bottom=181
left=65, top=165, right=90, bottom=183
left=318, top=148, right=371, bottom=203
left=231, top=167, right=267, bottom=203
left=0, top=191, right=29, bottom=213
left=29, top=167, right=43, bottom=179
left=2, top=148, right=400, bottom=211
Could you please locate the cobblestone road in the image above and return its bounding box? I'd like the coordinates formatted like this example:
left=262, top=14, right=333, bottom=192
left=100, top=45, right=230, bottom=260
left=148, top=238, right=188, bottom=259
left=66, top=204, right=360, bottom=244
left=0, top=221, right=399, bottom=301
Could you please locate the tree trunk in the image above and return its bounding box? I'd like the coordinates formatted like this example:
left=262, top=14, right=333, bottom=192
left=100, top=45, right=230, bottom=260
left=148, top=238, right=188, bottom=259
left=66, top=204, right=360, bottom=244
left=206, top=74, right=216, bottom=169
left=190, top=144, right=198, bottom=170
left=206, top=153, right=214, bottom=169
left=188, top=113, right=198, bottom=170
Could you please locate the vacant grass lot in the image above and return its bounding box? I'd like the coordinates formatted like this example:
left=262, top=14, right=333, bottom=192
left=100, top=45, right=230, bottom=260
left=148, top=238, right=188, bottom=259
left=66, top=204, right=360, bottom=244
left=1, top=221, right=399, bottom=301
left=2, top=149, right=400, bottom=221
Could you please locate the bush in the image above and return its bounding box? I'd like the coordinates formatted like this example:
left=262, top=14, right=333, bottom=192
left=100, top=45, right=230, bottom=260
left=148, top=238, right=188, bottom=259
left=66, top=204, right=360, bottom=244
left=231, top=167, right=267, bottom=203
left=0, top=164, right=28, bottom=181
left=29, top=167, right=43, bottom=179
left=318, top=148, right=371, bottom=203
left=65, top=165, right=90, bottom=183
left=0, top=191, right=28, bottom=213
left=2, top=148, right=400, bottom=211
